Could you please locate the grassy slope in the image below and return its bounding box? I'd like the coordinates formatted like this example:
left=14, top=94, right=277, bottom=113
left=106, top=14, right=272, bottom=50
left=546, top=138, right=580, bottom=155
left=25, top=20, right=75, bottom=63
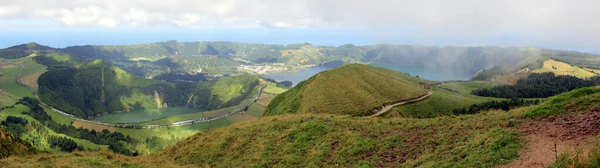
left=266, top=64, right=430, bottom=116
left=387, top=81, right=502, bottom=118
left=388, top=86, right=501, bottom=118
left=532, top=59, right=599, bottom=78
left=440, top=81, right=501, bottom=94
left=524, top=86, right=600, bottom=118
left=0, top=150, right=187, bottom=168
left=157, top=109, right=524, bottom=168
left=1, top=108, right=528, bottom=168
left=262, top=83, right=287, bottom=94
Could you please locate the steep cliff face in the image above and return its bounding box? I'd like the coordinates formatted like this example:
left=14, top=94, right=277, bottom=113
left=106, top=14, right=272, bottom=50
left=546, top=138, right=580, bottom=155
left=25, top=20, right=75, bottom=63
left=154, top=90, right=163, bottom=108
left=186, top=95, right=194, bottom=106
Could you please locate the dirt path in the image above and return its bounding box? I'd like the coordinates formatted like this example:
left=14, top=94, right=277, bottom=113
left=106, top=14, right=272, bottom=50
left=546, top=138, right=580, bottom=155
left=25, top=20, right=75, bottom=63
left=500, top=111, right=600, bottom=168
left=370, top=91, right=433, bottom=117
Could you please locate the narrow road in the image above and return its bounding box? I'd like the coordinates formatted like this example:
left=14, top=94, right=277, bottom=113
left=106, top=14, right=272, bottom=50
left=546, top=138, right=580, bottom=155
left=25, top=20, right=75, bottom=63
left=370, top=91, right=433, bottom=117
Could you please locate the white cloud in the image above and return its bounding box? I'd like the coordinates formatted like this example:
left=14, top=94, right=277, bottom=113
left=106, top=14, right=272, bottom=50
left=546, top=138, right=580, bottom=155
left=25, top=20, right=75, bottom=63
left=0, top=0, right=599, bottom=49
left=0, top=6, right=22, bottom=17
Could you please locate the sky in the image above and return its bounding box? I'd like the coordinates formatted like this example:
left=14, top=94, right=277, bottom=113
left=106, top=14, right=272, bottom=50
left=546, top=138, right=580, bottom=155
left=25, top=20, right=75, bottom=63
left=1, top=0, right=599, bottom=53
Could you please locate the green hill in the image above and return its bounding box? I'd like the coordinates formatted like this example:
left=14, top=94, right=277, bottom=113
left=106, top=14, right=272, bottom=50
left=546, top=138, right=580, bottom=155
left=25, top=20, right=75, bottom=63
left=0, top=42, right=55, bottom=59
left=265, top=64, right=430, bottom=116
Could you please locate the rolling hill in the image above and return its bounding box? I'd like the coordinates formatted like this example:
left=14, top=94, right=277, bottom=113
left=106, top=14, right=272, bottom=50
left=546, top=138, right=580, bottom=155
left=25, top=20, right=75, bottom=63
left=0, top=42, right=55, bottom=59
left=5, top=42, right=600, bottom=81
left=265, top=64, right=431, bottom=116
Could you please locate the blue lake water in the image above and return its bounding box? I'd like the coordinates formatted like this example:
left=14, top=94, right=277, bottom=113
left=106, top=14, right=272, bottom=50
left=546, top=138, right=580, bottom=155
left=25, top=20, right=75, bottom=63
left=263, top=66, right=333, bottom=86
left=263, top=64, right=472, bottom=85
left=370, top=63, right=473, bottom=81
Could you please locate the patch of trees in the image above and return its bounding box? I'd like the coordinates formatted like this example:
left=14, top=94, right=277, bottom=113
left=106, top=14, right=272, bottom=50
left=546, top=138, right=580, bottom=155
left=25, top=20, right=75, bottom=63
left=276, top=81, right=293, bottom=88
left=153, top=73, right=207, bottom=82
left=452, top=98, right=540, bottom=115
left=16, top=98, right=138, bottom=155
left=17, top=97, right=51, bottom=122
left=1, top=116, right=28, bottom=136
left=109, top=141, right=138, bottom=156
left=472, top=72, right=600, bottom=98
left=48, top=136, right=82, bottom=152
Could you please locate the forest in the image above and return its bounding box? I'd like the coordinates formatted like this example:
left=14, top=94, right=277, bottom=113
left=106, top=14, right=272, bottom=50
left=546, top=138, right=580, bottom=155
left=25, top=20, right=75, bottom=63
left=451, top=98, right=540, bottom=115
left=472, top=72, right=600, bottom=98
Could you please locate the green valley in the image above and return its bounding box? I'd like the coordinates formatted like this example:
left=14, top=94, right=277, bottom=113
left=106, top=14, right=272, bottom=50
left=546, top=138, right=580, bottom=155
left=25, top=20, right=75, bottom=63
left=2, top=41, right=600, bottom=168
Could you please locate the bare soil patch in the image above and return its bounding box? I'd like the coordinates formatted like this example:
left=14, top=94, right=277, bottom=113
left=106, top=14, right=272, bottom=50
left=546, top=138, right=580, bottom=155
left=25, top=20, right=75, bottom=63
left=1, top=64, right=18, bottom=69
left=256, top=94, right=276, bottom=107
left=227, top=113, right=256, bottom=122
left=22, top=72, right=44, bottom=90
left=501, top=111, right=600, bottom=167
left=72, top=120, right=116, bottom=132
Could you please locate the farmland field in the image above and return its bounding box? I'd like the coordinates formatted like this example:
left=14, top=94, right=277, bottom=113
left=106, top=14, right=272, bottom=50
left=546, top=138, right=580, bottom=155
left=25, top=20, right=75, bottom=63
left=20, top=58, right=48, bottom=90
left=92, top=107, right=204, bottom=124
left=246, top=103, right=266, bottom=117
left=262, top=83, right=288, bottom=94
left=256, top=93, right=276, bottom=106
left=72, top=120, right=116, bottom=132
left=226, top=113, right=256, bottom=123
left=0, top=92, right=16, bottom=107
left=532, top=59, right=599, bottom=78
left=0, top=65, right=34, bottom=98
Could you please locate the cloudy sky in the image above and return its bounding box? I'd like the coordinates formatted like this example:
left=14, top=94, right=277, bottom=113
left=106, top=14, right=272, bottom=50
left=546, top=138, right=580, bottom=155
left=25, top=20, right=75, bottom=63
left=0, top=0, right=598, bottom=52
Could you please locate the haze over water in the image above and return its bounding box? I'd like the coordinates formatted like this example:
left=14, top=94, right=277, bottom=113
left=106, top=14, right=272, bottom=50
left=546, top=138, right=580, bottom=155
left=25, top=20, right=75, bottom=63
left=264, top=64, right=472, bottom=86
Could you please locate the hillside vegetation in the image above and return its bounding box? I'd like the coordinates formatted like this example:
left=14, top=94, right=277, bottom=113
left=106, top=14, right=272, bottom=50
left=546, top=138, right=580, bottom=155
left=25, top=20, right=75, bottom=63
left=38, top=59, right=260, bottom=118
left=0, top=127, right=37, bottom=159
left=266, top=64, right=430, bottom=116
left=473, top=72, right=600, bottom=98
